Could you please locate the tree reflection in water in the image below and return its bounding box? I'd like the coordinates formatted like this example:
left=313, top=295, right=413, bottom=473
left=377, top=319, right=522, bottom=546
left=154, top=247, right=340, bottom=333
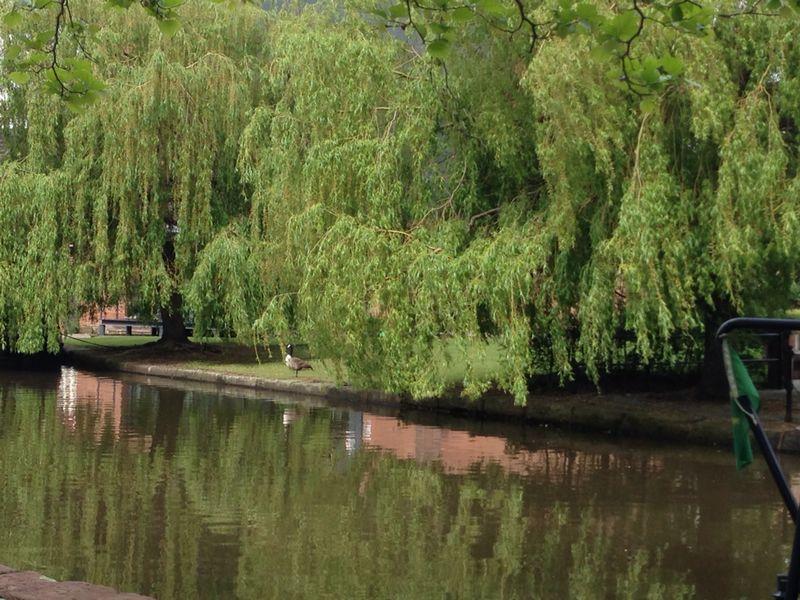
left=0, top=367, right=793, bottom=598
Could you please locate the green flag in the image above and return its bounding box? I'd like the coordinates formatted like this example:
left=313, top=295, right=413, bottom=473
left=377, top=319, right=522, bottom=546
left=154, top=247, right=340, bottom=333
left=722, top=339, right=761, bottom=469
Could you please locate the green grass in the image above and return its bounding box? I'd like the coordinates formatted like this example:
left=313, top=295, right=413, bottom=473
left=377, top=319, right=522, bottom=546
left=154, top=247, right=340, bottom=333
left=64, top=334, right=503, bottom=387
left=181, top=340, right=501, bottom=385
left=63, top=335, right=160, bottom=348
left=438, top=340, right=502, bottom=383
left=63, top=335, right=230, bottom=348
left=64, top=334, right=338, bottom=382
left=180, top=358, right=338, bottom=382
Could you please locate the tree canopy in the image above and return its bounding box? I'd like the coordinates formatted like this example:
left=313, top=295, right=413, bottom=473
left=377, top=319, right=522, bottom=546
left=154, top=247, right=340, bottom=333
left=1, top=0, right=269, bottom=344
left=1, top=0, right=799, bottom=402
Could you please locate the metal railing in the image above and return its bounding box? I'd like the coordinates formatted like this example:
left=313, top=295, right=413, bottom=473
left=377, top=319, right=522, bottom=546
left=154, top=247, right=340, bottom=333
left=736, top=329, right=796, bottom=422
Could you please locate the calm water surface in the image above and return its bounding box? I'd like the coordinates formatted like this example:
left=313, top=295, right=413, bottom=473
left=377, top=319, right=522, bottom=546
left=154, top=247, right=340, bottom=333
left=0, top=367, right=795, bottom=599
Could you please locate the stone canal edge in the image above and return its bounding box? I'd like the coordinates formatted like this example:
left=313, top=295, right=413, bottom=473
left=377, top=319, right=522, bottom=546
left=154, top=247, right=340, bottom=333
left=0, top=564, right=152, bottom=600
left=62, top=347, right=800, bottom=455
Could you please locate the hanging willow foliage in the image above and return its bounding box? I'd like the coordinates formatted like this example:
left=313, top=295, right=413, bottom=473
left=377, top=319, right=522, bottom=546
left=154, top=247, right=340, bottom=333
left=0, top=166, right=69, bottom=353
left=60, top=0, right=270, bottom=315
left=0, top=0, right=270, bottom=345
left=201, top=5, right=800, bottom=403
left=527, top=16, right=800, bottom=382
left=192, top=8, right=591, bottom=400
left=2, top=0, right=799, bottom=405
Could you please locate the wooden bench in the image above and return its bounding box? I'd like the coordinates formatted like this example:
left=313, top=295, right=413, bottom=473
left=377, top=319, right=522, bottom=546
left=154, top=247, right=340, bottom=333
left=99, top=318, right=162, bottom=336
left=98, top=318, right=195, bottom=337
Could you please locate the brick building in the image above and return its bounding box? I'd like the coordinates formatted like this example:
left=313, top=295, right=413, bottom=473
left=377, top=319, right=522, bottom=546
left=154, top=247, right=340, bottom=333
left=78, top=301, right=129, bottom=334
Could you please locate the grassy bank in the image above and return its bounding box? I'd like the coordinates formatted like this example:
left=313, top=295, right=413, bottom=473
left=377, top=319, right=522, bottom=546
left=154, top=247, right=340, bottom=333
left=64, top=335, right=340, bottom=382
left=62, top=335, right=503, bottom=386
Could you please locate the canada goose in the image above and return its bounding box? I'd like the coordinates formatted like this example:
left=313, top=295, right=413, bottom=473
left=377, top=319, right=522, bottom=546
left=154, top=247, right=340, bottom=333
left=284, top=344, right=313, bottom=377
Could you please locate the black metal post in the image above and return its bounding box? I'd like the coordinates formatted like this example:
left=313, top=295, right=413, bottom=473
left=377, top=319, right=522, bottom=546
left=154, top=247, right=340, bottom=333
left=750, top=406, right=799, bottom=600
left=768, top=333, right=783, bottom=389
left=774, top=575, right=789, bottom=600
left=783, top=331, right=793, bottom=423
left=786, top=523, right=800, bottom=600
left=741, top=396, right=798, bottom=522
left=740, top=395, right=799, bottom=599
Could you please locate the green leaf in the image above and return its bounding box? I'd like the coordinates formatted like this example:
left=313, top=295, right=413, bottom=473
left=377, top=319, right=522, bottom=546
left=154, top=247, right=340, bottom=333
left=638, top=56, right=662, bottom=84
left=27, top=31, right=52, bottom=50
left=639, top=96, right=658, bottom=114
left=7, top=71, right=30, bottom=85
left=661, top=54, right=683, bottom=76
left=65, top=57, right=94, bottom=72
left=428, top=22, right=450, bottom=35
left=2, top=10, right=22, bottom=29
left=670, top=3, right=683, bottom=22
left=575, top=3, right=598, bottom=21
left=612, top=11, right=639, bottom=41
left=84, top=73, right=106, bottom=92
left=427, top=38, right=451, bottom=59
left=388, top=4, right=407, bottom=18
left=589, top=44, right=614, bottom=60
left=157, top=18, right=181, bottom=36
left=26, top=50, right=51, bottom=65
left=5, top=44, right=21, bottom=61
left=766, top=0, right=781, bottom=8
left=477, top=0, right=506, bottom=17
left=65, top=95, right=89, bottom=113
left=641, top=67, right=660, bottom=84
left=451, top=6, right=474, bottom=22
left=67, top=20, right=86, bottom=34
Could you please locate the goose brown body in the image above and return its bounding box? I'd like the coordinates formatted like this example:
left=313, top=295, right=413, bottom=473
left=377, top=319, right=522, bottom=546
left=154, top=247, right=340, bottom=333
left=284, top=344, right=313, bottom=376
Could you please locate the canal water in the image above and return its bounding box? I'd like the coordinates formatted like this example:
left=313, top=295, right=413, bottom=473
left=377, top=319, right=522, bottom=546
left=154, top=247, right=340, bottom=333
left=0, top=367, right=796, bottom=599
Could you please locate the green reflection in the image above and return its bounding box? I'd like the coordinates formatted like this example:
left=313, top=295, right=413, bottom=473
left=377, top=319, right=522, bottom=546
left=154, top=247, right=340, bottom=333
left=0, top=370, right=790, bottom=598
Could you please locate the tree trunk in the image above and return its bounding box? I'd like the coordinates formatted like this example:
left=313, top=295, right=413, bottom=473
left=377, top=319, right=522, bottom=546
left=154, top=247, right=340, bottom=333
left=160, top=289, right=188, bottom=344
left=698, top=299, right=736, bottom=401
left=159, top=236, right=188, bottom=344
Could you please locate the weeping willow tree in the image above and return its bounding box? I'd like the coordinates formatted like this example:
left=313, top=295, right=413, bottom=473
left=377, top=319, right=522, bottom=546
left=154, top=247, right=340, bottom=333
left=2, top=0, right=798, bottom=401
left=189, top=9, right=487, bottom=395
left=0, top=168, right=70, bottom=353
left=184, top=3, right=800, bottom=402
left=62, top=0, right=269, bottom=341
left=526, top=14, right=800, bottom=393
left=188, top=7, right=587, bottom=399
left=0, top=0, right=270, bottom=345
